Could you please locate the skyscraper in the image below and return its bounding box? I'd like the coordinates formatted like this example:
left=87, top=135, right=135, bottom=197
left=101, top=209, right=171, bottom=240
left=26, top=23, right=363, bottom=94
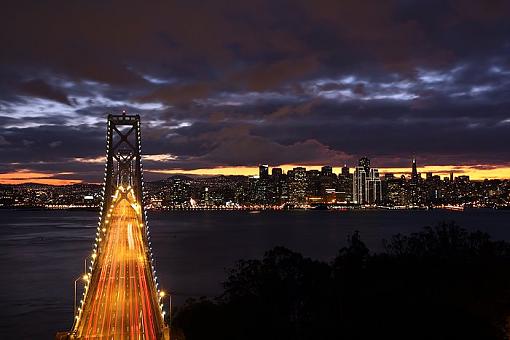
left=271, top=167, right=285, bottom=204
left=321, top=165, right=333, bottom=176
left=411, top=158, right=419, bottom=182
left=337, top=164, right=352, bottom=203
left=341, top=164, right=350, bottom=177
left=272, top=167, right=283, bottom=177
left=289, top=167, right=307, bottom=204
left=359, top=157, right=370, bottom=174
left=353, top=157, right=381, bottom=204
left=367, top=168, right=382, bottom=203
left=259, top=164, right=269, bottom=179
left=353, top=165, right=367, bottom=204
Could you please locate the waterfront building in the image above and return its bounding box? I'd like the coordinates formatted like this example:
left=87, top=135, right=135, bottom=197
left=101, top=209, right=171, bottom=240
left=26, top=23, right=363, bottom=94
left=353, top=165, right=367, bottom=204
left=368, top=168, right=382, bottom=204
left=353, top=157, right=381, bottom=204
left=289, top=167, right=307, bottom=204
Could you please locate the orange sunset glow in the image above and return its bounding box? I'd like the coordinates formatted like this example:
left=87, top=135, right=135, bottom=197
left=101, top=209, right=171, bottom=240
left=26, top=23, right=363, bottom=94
left=147, top=164, right=510, bottom=181
left=0, top=171, right=82, bottom=185
left=2, top=165, right=510, bottom=186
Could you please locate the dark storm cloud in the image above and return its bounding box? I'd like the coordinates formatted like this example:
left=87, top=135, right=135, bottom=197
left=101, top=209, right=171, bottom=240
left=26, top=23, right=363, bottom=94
left=1, top=0, right=510, bottom=180
left=18, top=79, right=72, bottom=106
left=0, top=125, right=104, bottom=163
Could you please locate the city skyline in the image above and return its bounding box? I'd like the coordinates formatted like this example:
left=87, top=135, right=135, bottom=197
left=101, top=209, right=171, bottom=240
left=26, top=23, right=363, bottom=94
left=3, top=154, right=508, bottom=210
left=1, top=160, right=510, bottom=185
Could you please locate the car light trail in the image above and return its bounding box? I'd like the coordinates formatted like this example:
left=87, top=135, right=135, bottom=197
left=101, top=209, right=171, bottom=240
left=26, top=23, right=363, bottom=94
left=57, top=114, right=169, bottom=340
left=72, top=186, right=165, bottom=339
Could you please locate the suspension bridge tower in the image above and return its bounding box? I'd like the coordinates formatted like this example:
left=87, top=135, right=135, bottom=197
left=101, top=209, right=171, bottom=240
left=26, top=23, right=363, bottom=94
left=57, top=113, right=170, bottom=339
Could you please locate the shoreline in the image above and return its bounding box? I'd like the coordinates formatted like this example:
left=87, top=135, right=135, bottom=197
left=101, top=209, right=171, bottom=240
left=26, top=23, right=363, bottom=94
left=1, top=206, right=509, bottom=212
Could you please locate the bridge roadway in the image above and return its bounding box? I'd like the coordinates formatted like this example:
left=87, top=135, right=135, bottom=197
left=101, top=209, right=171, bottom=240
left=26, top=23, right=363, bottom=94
left=72, top=187, right=165, bottom=339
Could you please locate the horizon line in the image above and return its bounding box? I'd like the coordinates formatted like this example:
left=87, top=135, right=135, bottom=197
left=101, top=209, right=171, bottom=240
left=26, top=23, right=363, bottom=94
left=2, top=163, right=510, bottom=185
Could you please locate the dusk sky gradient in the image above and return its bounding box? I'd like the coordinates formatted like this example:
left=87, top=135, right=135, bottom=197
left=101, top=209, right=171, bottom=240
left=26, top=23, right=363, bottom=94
left=1, top=0, right=510, bottom=184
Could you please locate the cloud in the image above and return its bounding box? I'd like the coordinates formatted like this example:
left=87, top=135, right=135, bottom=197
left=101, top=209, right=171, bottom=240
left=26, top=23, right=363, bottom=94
left=232, top=57, right=320, bottom=92
left=0, top=135, right=10, bottom=146
left=142, top=83, right=213, bottom=106
left=0, top=0, right=509, bottom=181
left=0, top=170, right=82, bottom=185
left=19, top=79, right=71, bottom=106
left=143, top=154, right=178, bottom=162
left=181, top=125, right=352, bottom=167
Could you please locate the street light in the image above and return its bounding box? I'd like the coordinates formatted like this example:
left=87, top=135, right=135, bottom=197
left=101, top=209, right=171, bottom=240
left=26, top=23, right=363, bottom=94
left=159, top=291, right=172, bottom=324
left=72, top=258, right=89, bottom=325
left=74, top=274, right=88, bottom=317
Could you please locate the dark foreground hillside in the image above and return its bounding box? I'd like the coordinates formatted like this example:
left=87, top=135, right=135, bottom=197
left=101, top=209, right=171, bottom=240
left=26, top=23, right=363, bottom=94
left=171, top=222, right=510, bottom=340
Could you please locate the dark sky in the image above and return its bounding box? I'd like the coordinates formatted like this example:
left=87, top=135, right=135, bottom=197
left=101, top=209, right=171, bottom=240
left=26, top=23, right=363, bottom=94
left=1, top=0, right=510, bottom=182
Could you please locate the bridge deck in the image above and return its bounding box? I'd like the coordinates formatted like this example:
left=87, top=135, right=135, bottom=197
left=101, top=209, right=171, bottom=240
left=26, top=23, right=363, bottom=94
left=73, top=188, right=164, bottom=339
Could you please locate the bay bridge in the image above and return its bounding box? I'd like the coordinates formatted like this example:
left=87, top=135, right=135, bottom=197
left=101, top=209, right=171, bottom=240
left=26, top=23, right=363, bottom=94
left=57, top=113, right=170, bottom=339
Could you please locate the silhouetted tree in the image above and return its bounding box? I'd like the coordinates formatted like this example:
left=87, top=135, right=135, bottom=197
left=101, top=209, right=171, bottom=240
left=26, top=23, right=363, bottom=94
left=172, top=222, right=510, bottom=340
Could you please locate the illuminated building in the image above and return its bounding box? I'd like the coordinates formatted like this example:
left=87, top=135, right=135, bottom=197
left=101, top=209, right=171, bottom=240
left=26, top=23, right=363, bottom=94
left=367, top=168, right=382, bottom=204
left=353, top=157, right=381, bottom=204
left=307, top=170, right=322, bottom=198
left=337, top=166, right=353, bottom=203
left=166, top=176, right=191, bottom=207
left=271, top=168, right=286, bottom=204
left=411, top=158, right=420, bottom=182
left=341, top=164, right=350, bottom=177
left=2, top=162, right=510, bottom=209
left=409, top=158, right=423, bottom=205
left=289, top=167, right=307, bottom=204
left=353, top=165, right=367, bottom=204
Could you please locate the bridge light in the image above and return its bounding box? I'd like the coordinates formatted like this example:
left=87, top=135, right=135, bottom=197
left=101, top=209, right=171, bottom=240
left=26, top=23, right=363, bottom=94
left=159, top=291, right=165, bottom=298
left=82, top=274, right=88, bottom=281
